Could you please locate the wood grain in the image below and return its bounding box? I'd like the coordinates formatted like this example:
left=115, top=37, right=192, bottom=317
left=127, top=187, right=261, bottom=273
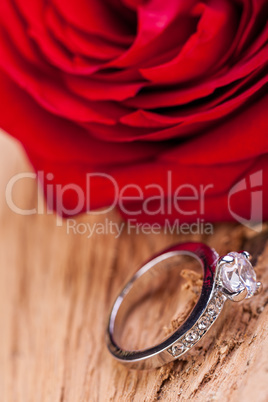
left=0, top=131, right=268, bottom=402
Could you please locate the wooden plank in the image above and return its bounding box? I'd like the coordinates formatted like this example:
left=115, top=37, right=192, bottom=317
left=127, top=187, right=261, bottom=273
left=0, top=131, right=268, bottom=401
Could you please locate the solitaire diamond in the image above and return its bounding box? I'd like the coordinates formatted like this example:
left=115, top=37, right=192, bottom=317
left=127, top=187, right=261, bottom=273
left=220, top=252, right=257, bottom=298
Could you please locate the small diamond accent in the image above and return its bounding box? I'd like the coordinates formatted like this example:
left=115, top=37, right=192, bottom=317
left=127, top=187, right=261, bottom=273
left=214, top=294, right=224, bottom=309
left=185, top=331, right=199, bottom=343
left=171, top=343, right=185, bottom=357
left=207, top=303, right=217, bottom=316
left=198, top=316, right=211, bottom=330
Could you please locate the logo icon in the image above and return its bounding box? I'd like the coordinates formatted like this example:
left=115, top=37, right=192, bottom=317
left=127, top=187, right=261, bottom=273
left=228, top=170, right=263, bottom=232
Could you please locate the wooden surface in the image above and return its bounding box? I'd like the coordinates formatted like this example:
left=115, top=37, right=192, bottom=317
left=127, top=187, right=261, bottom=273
left=0, top=131, right=268, bottom=402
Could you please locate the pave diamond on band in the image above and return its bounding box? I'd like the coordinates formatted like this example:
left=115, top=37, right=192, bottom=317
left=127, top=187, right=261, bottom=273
left=168, top=291, right=225, bottom=358
left=106, top=242, right=262, bottom=370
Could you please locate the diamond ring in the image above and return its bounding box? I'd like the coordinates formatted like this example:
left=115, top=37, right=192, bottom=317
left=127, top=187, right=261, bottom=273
left=106, top=242, right=262, bottom=370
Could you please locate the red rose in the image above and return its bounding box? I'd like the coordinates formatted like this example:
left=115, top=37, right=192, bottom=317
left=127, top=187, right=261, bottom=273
left=0, top=0, right=267, bottom=223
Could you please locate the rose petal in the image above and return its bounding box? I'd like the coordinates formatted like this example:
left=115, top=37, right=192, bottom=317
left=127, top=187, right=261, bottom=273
left=45, top=4, right=127, bottom=61
left=0, top=69, right=165, bottom=166
left=111, top=0, right=197, bottom=68
left=51, top=0, right=135, bottom=43
left=119, top=75, right=268, bottom=136
left=140, top=0, right=238, bottom=83
left=125, top=45, right=268, bottom=109
left=160, top=93, right=268, bottom=165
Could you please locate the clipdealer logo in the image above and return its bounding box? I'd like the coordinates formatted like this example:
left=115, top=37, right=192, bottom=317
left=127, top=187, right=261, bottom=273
left=5, top=170, right=264, bottom=233
left=5, top=171, right=214, bottom=224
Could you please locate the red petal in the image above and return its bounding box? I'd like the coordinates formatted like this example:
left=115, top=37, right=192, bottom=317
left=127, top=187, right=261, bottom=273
left=140, top=0, right=238, bottom=83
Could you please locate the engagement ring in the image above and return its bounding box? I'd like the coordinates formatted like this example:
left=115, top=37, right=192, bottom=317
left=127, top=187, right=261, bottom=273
left=106, top=242, right=262, bottom=370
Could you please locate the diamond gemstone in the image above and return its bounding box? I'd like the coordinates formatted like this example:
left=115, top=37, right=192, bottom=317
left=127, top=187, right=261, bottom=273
left=214, top=294, right=224, bottom=309
left=220, top=252, right=257, bottom=298
left=185, top=331, right=199, bottom=343
left=198, top=316, right=211, bottom=330
left=207, top=303, right=217, bottom=317
left=171, top=343, right=185, bottom=356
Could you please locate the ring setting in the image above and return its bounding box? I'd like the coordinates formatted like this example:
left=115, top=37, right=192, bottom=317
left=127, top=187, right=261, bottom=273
left=107, top=242, right=262, bottom=369
left=217, top=251, right=262, bottom=301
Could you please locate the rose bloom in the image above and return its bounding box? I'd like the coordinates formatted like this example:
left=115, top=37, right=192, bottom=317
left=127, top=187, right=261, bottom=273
left=0, top=0, right=267, bottom=223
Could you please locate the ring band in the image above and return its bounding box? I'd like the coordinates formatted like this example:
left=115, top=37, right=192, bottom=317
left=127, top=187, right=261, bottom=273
left=106, top=242, right=262, bottom=370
